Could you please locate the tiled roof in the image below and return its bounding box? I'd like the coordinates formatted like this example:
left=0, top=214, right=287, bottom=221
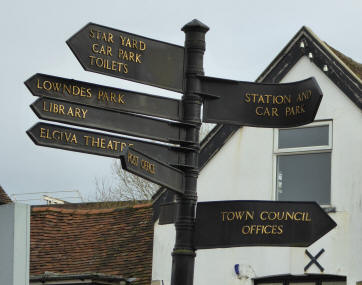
left=326, top=43, right=362, bottom=80
left=0, top=185, right=12, bottom=205
left=30, top=203, right=153, bottom=285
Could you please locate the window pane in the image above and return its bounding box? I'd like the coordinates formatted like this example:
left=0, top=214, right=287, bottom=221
left=276, top=153, right=331, bottom=205
left=278, top=126, right=329, bottom=149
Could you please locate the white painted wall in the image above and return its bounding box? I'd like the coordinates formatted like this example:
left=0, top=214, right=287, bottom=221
left=0, top=203, right=30, bottom=285
left=152, top=56, right=362, bottom=285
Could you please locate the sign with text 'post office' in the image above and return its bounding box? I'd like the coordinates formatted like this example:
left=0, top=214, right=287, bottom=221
left=120, top=148, right=185, bottom=194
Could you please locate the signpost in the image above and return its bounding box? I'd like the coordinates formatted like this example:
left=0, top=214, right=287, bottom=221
left=27, top=122, right=187, bottom=166
left=120, top=147, right=185, bottom=194
left=25, top=73, right=182, bottom=120
left=194, top=201, right=337, bottom=249
left=31, top=98, right=189, bottom=143
left=67, top=23, right=185, bottom=92
left=25, top=19, right=335, bottom=285
left=200, top=76, right=323, bottom=127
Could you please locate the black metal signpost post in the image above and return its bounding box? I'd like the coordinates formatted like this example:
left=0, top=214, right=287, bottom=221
left=170, top=20, right=209, bottom=285
left=25, top=19, right=334, bottom=285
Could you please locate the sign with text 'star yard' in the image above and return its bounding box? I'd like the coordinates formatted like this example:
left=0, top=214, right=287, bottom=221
left=27, top=122, right=186, bottom=166
left=200, top=76, right=323, bottom=127
left=25, top=73, right=182, bottom=121
left=194, top=200, right=336, bottom=249
left=67, top=23, right=185, bottom=92
left=120, top=148, right=185, bottom=194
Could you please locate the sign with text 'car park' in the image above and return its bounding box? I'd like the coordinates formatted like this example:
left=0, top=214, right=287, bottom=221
left=121, top=147, right=185, bottom=194
left=25, top=73, right=182, bottom=121
left=27, top=122, right=187, bottom=166
left=30, top=98, right=189, bottom=143
left=194, top=200, right=336, bottom=249
left=200, top=76, right=323, bottom=127
left=67, top=23, right=185, bottom=92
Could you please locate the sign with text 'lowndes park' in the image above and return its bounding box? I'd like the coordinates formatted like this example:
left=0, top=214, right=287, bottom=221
left=27, top=122, right=186, bottom=166
left=200, top=76, right=323, bottom=127
left=67, top=23, right=185, bottom=92
left=30, top=98, right=189, bottom=143
left=121, top=147, right=185, bottom=194
left=25, top=73, right=181, bottom=121
left=194, top=200, right=336, bottom=249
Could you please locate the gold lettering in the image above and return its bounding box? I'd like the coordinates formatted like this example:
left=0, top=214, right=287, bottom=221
left=128, top=153, right=139, bottom=166
left=120, top=142, right=128, bottom=152
left=272, top=108, right=279, bottom=117
left=81, top=109, right=88, bottom=119
left=305, top=212, right=312, bottom=222
left=258, top=95, right=265, bottom=104
left=140, top=41, right=146, bottom=51
left=260, top=211, right=267, bottom=221
left=113, top=141, right=121, bottom=151
left=141, top=159, right=155, bottom=174
left=256, top=106, right=263, bottom=116
left=84, top=135, right=90, bottom=146
left=58, top=104, right=65, bottom=115
left=67, top=107, right=74, bottom=117
left=74, top=108, right=81, bottom=118
left=107, top=140, right=114, bottom=150
left=100, top=138, right=105, bottom=149
left=294, top=212, right=302, bottom=221
left=40, top=128, right=46, bottom=138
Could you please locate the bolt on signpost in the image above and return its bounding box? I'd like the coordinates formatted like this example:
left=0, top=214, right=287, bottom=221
left=26, top=19, right=332, bottom=285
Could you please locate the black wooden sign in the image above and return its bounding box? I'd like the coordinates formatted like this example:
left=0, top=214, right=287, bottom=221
left=30, top=98, right=189, bottom=143
left=200, top=76, right=323, bottom=127
left=27, top=122, right=187, bottom=166
left=120, top=148, right=185, bottom=194
left=25, top=73, right=182, bottom=121
left=194, top=200, right=336, bottom=249
left=67, top=23, right=184, bottom=92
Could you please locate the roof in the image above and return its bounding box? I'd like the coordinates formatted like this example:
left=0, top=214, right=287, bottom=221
left=153, top=26, right=362, bottom=220
left=30, top=202, right=153, bottom=285
left=257, top=26, right=362, bottom=108
left=0, top=185, right=12, bottom=205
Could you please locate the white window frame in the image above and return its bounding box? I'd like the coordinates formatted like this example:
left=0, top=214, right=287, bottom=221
left=272, top=120, right=333, bottom=206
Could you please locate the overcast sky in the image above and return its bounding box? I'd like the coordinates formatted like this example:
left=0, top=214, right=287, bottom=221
left=1, top=0, right=361, bottom=203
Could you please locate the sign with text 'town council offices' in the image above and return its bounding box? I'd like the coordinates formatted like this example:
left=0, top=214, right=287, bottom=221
left=67, top=23, right=185, bottom=92
left=194, top=200, right=336, bottom=249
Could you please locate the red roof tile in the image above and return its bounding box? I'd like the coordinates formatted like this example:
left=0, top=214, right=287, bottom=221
left=30, top=203, right=153, bottom=285
left=0, top=186, right=12, bottom=205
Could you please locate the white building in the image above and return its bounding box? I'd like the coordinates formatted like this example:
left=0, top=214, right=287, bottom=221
left=152, top=27, right=362, bottom=285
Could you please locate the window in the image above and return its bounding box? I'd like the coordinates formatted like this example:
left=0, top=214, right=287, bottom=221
left=273, top=121, right=332, bottom=206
